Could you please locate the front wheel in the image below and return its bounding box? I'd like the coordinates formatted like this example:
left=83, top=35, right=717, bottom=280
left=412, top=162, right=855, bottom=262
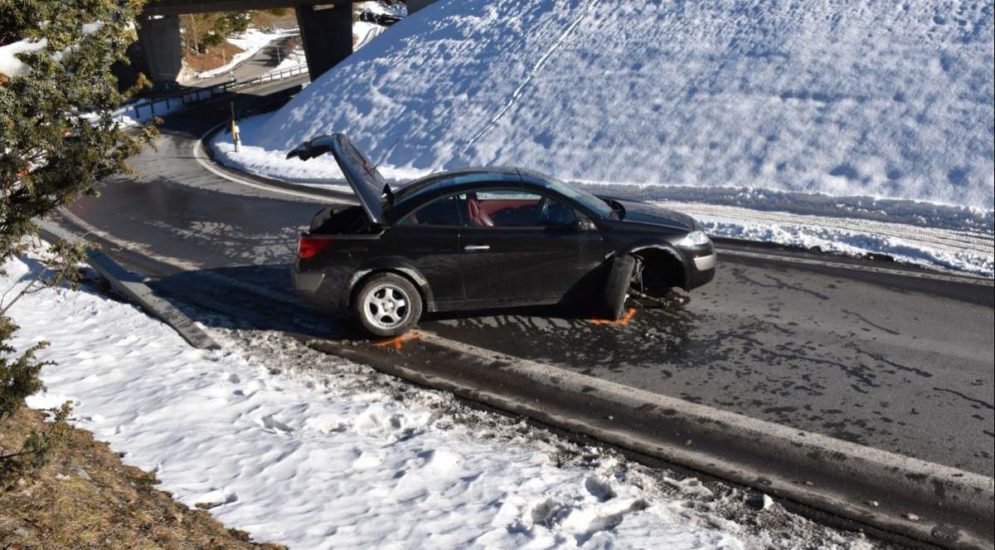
left=597, top=254, right=635, bottom=319
left=353, top=273, right=423, bottom=337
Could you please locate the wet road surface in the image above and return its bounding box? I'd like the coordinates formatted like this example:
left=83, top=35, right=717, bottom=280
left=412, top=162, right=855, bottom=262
left=62, top=108, right=995, bottom=477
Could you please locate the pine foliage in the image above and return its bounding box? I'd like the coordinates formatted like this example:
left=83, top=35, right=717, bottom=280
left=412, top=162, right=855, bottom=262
left=1, top=0, right=155, bottom=485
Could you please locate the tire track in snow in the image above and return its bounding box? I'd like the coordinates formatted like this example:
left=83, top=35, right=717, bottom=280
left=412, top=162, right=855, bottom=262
left=460, top=0, right=600, bottom=154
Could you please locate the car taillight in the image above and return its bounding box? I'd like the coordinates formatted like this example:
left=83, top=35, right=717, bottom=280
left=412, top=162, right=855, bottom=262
left=298, top=236, right=331, bottom=259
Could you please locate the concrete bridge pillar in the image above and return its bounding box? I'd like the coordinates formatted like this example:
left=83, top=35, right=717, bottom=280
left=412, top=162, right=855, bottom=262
left=295, top=3, right=353, bottom=82
left=136, top=13, right=183, bottom=90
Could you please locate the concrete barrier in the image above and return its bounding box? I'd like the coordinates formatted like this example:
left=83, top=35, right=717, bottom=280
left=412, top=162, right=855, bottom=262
left=308, top=331, right=994, bottom=550
left=37, top=221, right=219, bottom=351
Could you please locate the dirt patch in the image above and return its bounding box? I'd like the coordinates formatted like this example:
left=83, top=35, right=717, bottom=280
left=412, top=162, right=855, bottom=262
left=184, top=42, right=245, bottom=74
left=250, top=10, right=298, bottom=31
left=0, top=406, right=283, bottom=549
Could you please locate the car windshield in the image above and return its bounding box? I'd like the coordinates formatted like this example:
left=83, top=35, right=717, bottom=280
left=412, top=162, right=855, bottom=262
left=539, top=177, right=614, bottom=219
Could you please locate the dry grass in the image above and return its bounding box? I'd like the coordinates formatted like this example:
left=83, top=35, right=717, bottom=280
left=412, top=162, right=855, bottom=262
left=249, top=10, right=297, bottom=31
left=183, top=42, right=245, bottom=74
left=0, top=407, right=284, bottom=549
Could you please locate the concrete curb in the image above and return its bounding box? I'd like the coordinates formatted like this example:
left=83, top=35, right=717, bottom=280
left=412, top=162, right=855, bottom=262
left=196, top=121, right=359, bottom=203
left=309, top=331, right=994, bottom=550
left=37, top=222, right=219, bottom=350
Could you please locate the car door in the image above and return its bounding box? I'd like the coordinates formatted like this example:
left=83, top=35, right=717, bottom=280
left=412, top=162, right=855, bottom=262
left=378, top=193, right=465, bottom=308
left=458, top=188, right=603, bottom=307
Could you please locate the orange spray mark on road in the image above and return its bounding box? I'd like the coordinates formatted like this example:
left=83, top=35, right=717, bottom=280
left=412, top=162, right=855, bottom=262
left=589, top=308, right=637, bottom=327
left=372, top=332, right=422, bottom=351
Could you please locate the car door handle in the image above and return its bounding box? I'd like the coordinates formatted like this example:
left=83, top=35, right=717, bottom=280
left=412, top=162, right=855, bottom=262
left=464, top=245, right=490, bottom=252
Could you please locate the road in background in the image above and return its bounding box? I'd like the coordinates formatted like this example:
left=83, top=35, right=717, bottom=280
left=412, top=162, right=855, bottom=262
left=192, top=34, right=302, bottom=89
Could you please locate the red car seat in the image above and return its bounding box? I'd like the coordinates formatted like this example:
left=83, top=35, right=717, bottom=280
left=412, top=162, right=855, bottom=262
left=467, top=195, right=495, bottom=227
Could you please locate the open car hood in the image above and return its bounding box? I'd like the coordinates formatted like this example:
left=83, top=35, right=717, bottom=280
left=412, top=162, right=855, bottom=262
left=287, top=134, right=389, bottom=225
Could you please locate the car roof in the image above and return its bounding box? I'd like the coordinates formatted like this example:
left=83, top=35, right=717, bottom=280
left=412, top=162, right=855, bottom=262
left=394, top=167, right=525, bottom=203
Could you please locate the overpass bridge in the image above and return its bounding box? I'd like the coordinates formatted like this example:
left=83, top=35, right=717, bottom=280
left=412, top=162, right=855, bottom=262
left=137, top=0, right=434, bottom=87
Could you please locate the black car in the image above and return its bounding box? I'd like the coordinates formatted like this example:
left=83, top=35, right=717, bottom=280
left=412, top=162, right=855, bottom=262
left=288, top=134, right=716, bottom=337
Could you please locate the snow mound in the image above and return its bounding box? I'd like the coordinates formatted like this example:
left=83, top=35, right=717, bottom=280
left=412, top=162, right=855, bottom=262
left=252, top=0, right=994, bottom=210
left=6, top=254, right=762, bottom=549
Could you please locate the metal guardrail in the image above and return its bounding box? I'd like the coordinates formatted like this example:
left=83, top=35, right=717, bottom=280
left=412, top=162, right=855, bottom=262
left=122, top=64, right=309, bottom=120
left=231, top=63, right=309, bottom=90
left=125, top=83, right=230, bottom=120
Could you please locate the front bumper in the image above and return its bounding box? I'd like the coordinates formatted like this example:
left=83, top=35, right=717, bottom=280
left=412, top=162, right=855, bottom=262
left=682, top=244, right=717, bottom=290
left=693, top=252, right=717, bottom=271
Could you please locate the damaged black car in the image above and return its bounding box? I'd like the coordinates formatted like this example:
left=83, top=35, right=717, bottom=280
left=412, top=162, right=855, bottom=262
left=288, top=134, right=717, bottom=337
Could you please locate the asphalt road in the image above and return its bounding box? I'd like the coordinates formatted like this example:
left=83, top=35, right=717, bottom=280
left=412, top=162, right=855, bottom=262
left=191, top=34, right=302, bottom=89
left=61, top=104, right=995, bottom=478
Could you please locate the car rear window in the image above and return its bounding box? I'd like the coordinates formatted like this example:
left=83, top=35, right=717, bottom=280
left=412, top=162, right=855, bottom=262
left=397, top=194, right=463, bottom=226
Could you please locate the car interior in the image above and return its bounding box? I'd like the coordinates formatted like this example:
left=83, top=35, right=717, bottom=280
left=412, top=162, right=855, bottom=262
left=402, top=191, right=578, bottom=227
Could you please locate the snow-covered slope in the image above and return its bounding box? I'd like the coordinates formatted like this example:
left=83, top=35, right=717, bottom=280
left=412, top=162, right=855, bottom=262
left=251, top=0, right=993, bottom=210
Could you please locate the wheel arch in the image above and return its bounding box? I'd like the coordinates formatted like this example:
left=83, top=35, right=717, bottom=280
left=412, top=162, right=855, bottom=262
left=348, top=262, right=437, bottom=312
left=621, top=242, right=691, bottom=292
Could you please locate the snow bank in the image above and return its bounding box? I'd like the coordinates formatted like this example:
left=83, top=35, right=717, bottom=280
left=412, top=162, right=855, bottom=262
left=212, top=111, right=424, bottom=186
left=4, top=254, right=870, bottom=549
left=247, top=0, right=993, bottom=211
left=664, top=200, right=994, bottom=276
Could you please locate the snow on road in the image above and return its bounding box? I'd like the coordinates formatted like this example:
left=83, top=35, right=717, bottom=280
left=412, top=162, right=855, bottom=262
left=210, top=0, right=994, bottom=276
left=4, top=255, right=871, bottom=548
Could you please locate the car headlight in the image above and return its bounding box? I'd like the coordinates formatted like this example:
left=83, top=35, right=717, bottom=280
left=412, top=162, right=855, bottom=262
left=679, top=230, right=711, bottom=248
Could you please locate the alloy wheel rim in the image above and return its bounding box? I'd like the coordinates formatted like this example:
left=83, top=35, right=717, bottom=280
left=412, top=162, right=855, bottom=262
left=363, top=284, right=411, bottom=330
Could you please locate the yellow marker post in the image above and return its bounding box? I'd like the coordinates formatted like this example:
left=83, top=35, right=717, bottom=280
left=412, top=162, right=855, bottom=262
left=230, top=102, right=241, bottom=153
left=231, top=119, right=241, bottom=153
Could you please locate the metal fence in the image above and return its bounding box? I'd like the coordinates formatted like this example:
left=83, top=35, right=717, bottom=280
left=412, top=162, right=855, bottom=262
left=122, top=64, right=309, bottom=121
left=231, top=64, right=309, bottom=91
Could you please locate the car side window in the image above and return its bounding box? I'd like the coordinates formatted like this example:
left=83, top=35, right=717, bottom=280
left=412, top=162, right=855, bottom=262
left=397, top=194, right=463, bottom=226
left=461, top=189, right=578, bottom=228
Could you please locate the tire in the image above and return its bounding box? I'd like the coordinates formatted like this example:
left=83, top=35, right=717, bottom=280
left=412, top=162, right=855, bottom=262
left=598, top=254, right=635, bottom=319
left=353, top=272, right=423, bottom=337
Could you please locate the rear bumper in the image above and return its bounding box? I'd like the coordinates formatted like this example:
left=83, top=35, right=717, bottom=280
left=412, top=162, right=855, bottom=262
left=294, top=269, right=325, bottom=294
left=293, top=264, right=349, bottom=311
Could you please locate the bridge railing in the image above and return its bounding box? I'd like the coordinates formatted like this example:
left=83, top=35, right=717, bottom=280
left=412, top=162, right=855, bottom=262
left=119, top=63, right=308, bottom=122
left=229, top=63, right=308, bottom=90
